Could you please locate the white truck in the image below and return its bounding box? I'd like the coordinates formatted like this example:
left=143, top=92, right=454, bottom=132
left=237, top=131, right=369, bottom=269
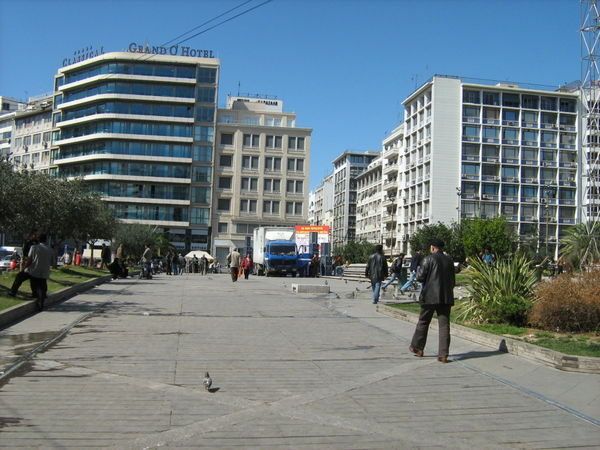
left=252, top=227, right=298, bottom=276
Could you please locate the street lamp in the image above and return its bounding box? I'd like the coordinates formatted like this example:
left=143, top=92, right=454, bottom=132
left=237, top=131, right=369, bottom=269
left=456, top=187, right=462, bottom=223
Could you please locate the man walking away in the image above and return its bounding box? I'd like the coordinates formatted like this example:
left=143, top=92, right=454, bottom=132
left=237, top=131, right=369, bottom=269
left=26, top=234, right=52, bottom=311
left=409, top=238, right=455, bottom=363
left=365, top=244, right=388, bottom=304
left=382, top=253, right=405, bottom=292
left=9, top=230, right=39, bottom=297
left=399, top=249, right=422, bottom=295
left=227, top=248, right=241, bottom=282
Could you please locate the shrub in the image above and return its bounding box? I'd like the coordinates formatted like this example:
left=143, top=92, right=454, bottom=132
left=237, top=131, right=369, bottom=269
left=455, top=255, right=537, bottom=324
left=529, top=270, right=600, bottom=333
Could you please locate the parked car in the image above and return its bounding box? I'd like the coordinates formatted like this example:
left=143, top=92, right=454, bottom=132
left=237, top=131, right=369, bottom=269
left=0, top=255, right=16, bottom=273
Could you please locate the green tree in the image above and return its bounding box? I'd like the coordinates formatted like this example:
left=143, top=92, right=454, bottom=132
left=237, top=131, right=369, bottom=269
left=560, top=221, right=600, bottom=270
left=113, top=223, right=160, bottom=261
left=461, top=217, right=517, bottom=259
left=338, top=241, right=375, bottom=263
left=408, top=222, right=464, bottom=261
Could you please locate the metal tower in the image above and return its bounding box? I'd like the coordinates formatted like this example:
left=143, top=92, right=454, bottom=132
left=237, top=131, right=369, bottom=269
left=580, top=0, right=600, bottom=224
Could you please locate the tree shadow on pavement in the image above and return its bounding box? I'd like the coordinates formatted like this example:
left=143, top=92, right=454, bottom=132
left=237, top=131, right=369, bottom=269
left=452, top=348, right=507, bottom=361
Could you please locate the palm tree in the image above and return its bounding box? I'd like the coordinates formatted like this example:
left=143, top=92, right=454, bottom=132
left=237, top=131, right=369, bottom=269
left=560, top=221, right=600, bottom=270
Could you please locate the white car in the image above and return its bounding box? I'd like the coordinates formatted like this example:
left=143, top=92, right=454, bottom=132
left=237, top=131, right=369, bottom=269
left=0, top=255, right=15, bottom=272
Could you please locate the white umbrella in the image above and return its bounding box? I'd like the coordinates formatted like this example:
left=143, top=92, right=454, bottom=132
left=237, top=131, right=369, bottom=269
left=184, top=250, right=214, bottom=262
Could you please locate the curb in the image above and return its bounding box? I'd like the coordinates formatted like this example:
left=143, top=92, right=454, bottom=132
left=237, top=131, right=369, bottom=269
left=376, top=303, right=600, bottom=374
left=0, top=274, right=114, bottom=329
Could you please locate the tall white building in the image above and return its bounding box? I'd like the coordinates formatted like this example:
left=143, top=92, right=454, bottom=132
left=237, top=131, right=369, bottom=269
left=395, top=75, right=579, bottom=257
left=381, top=123, right=405, bottom=255
left=0, top=96, right=26, bottom=159
left=309, top=174, right=334, bottom=229
left=212, top=95, right=311, bottom=261
left=355, top=155, right=383, bottom=245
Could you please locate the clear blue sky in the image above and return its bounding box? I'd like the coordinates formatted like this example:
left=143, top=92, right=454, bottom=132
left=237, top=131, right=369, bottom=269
left=0, top=0, right=581, bottom=190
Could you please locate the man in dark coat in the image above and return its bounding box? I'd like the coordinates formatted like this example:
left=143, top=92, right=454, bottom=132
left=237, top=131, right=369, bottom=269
left=409, top=238, right=455, bottom=362
left=365, top=244, right=388, bottom=304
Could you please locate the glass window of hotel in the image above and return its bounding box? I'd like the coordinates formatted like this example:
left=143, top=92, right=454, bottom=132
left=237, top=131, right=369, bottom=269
left=463, top=105, right=479, bottom=120
left=463, top=125, right=479, bottom=137
left=195, top=107, right=214, bottom=122
left=462, top=163, right=479, bottom=176
left=462, top=182, right=478, bottom=195
left=522, top=110, right=538, bottom=125
left=217, top=198, right=231, bottom=211
left=263, top=200, right=280, bottom=214
left=541, top=149, right=556, bottom=162
left=522, top=129, right=538, bottom=144
left=502, top=93, right=520, bottom=107
left=502, top=184, right=518, bottom=197
left=463, top=90, right=480, bottom=104
left=502, top=109, right=519, bottom=122
left=483, top=126, right=499, bottom=139
left=502, top=128, right=518, bottom=140
left=540, top=96, right=557, bottom=110
left=32, top=134, right=41, bottom=144
left=243, top=133, right=259, bottom=147
left=196, top=87, right=216, bottom=103
left=541, top=168, right=557, bottom=183
left=502, top=203, right=517, bottom=215
left=482, top=164, right=498, bottom=177
left=288, top=136, right=305, bottom=150
left=191, top=186, right=211, bottom=204
left=240, top=199, right=257, bottom=213
left=242, top=155, right=259, bottom=169
left=193, top=166, right=211, bottom=182
left=482, top=92, right=500, bottom=105
left=14, top=137, right=22, bottom=148
left=219, top=154, right=232, bottom=167
left=559, top=114, right=576, bottom=127
left=522, top=166, right=538, bottom=181
left=501, top=166, right=518, bottom=179
left=265, top=117, right=282, bottom=127
left=522, top=148, right=538, bottom=162
left=220, top=133, right=233, bottom=145
left=190, top=208, right=209, bottom=225
left=197, top=68, right=217, bottom=83
left=522, top=95, right=539, bottom=109
left=481, top=203, right=498, bottom=217
left=286, top=201, right=302, bottom=215
left=559, top=151, right=576, bottom=164
left=266, top=135, right=282, bottom=149
left=560, top=133, right=576, bottom=146
left=541, top=131, right=557, bottom=145
left=522, top=185, right=538, bottom=199
left=482, top=145, right=499, bottom=159
left=559, top=207, right=576, bottom=219
left=264, top=178, right=281, bottom=192
left=542, top=186, right=558, bottom=200
left=462, top=202, right=477, bottom=217
left=242, top=116, right=260, bottom=126
left=559, top=188, right=575, bottom=200
left=218, top=176, right=232, bottom=189
left=482, top=183, right=498, bottom=195
left=241, top=177, right=258, bottom=191
left=540, top=111, right=557, bottom=126
left=559, top=98, right=576, bottom=113
left=23, top=135, right=31, bottom=146
left=193, top=145, right=212, bottom=162
left=522, top=205, right=537, bottom=218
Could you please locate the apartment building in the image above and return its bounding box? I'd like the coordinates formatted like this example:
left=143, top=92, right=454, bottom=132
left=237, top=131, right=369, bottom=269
left=309, top=173, right=334, bottom=229
left=355, top=155, right=383, bottom=245
left=396, top=75, right=579, bottom=257
left=381, top=123, right=405, bottom=255
left=212, top=96, right=312, bottom=261
left=331, top=150, right=379, bottom=249
left=0, top=96, right=25, bottom=159
left=51, top=51, right=220, bottom=251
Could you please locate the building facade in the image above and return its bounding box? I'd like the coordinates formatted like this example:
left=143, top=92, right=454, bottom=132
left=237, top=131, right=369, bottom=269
left=0, top=96, right=26, bottom=159
left=396, top=75, right=579, bottom=257
left=211, top=96, right=311, bottom=261
left=355, top=155, right=383, bottom=244
left=309, top=173, right=334, bottom=229
left=331, top=150, right=379, bottom=249
left=381, top=124, right=405, bottom=255
left=51, top=51, right=220, bottom=251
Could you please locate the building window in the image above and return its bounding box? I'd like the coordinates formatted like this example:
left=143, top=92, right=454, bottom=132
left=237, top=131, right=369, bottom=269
left=242, top=116, right=260, bottom=126
left=220, top=133, right=233, bottom=145
left=285, top=201, right=302, bottom=215
left=482, top=92, right=499, bottom=106
left=287, top=158, right=304, bottom=172
left=241, top=177, right=258, bottom=192
left=463, top=125, right=479, bottom=138
left=243, top=133, right=260, bottom=147
left=197, top=68, right=217, bottom=84
left=265, top=156, right=281, bottom=172
left=218, top=176, right=232, bottom=189
left=195, top=106, right=215, bottom=122
left=264, top=178, right=281, bottom=193
left=463, top=90, right=480, bottom=104
left=263, top=200, right=280, bottom=214
left=191, top=186, right=211, bottom=203
left=522, top=95, right=539, bottom=109
left=288, top=136, right=305, bottom=150
left=502, top=93, right=520, bottom=108
left=482, top=127, right=499, bottom=139
left=240, top=199, right=257, bottom=213
left=286, top=179, right=303, bottom=194
left=242, top=155, right=259, bottom=170
left=541, top=96, right=557, bottom=111
left=193, top=145, right=212, bottom=162
left=219, top=154, right=232, bottom=167
left=196, top=87, right=216, bottom=103
left=265, top=117, right=282, bottom=127
left=522, top=111, right=538, bottom=124
left=217, top=222, right=228, bottom=233
left=502, top=184, right=518, bottom=197
left=190, top=207, right=209, bottom=225
left=194, top=125, right=214, bottom=142
left=266, top=135, right=282, bottom=149
left=192, top=166, right=211, bottom=182
left=217, top=198, right=231, bottom=211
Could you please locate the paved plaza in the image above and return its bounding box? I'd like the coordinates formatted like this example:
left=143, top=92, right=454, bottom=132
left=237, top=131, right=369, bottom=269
left=0, top=273, right=599, bottom=448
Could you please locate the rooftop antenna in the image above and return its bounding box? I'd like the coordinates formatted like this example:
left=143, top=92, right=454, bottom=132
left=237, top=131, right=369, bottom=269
left=237, top=82, right=241, bottom=96
left=580, top=0, right=600, bottom=225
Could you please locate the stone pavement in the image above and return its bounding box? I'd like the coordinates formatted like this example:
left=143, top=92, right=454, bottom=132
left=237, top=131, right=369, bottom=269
left=0, top=274, right=599, bottom=448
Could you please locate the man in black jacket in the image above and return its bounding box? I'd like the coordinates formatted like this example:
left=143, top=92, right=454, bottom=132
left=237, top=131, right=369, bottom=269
left=365, top=244, right=388, bottom=304
left=399, top=249, right=422, bottom=294
left=408, top=239, right=455, bottom=362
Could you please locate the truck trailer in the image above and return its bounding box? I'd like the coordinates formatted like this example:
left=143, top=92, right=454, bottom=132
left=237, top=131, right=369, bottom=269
left=252, top=227, right=298, bottom=276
